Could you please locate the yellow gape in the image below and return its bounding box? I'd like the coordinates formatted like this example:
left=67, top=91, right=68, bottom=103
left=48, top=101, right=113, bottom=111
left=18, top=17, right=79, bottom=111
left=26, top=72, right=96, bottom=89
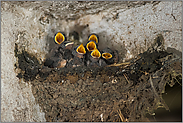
left=54, top=32, right=65, bottom=44
left=88, top=34, right=99, bottom=44
left=102, top=53, right=112, bottom=59
left=91, top=49, right=101, bottom=58
left=76, top=44, right=86, bottom=54
left=86, top=41, right=97, bottom=52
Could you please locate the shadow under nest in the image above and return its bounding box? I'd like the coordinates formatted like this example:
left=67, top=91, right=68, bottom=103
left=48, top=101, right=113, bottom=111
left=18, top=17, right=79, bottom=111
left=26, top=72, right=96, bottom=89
left=14, top=34, right=182, bottom=122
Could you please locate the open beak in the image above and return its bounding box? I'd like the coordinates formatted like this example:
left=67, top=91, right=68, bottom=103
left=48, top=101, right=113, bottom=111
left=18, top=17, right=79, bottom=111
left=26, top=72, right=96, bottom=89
left=101, top=47, right=117, bottom=65
left=90, top=48, right=101, bottom=62
left=76, top=43, right=86, bottom=54
left=86, top=41, right=97, bottom=52
left=102, top=52, right=113, bottom=60
left=54, top=32, right=66, bottom=44
left=88, top=33, right=99, bottom=44
left=74, top=43, right=86, bottom=58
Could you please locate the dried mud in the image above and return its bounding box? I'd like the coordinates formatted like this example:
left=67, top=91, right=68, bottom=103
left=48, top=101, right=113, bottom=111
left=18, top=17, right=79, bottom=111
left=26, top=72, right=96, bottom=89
left=14, top=34, right=182, bottom=122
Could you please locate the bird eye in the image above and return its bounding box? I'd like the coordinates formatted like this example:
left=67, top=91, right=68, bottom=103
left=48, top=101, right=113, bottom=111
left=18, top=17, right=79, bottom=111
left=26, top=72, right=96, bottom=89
left=55, top=32, right=65, bottom=44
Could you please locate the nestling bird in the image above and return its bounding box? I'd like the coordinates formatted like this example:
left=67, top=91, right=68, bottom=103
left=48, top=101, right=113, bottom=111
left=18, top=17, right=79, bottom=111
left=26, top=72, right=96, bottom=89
left=85, top=40, right=98, bottom=62
left=44, top=48, right=64, bottom=68
left=70, top=43, right=87, bottom=67
left=44, top=32, right=119, bottom=68
left=54, top=32, right=74, bottom=50
left=86, top=48, right=102, bottom=67
left=44, top=32, right=74, bottom=68
left=101, top=47, right=119, bottom=65
left=54, top=32, right=75, bottom=63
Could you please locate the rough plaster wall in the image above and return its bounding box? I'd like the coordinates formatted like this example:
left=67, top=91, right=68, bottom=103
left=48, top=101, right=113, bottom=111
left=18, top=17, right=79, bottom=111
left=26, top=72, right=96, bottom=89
left=1, top=1, right=182, bottom=122
left=1, top=3, right=46, bottom=122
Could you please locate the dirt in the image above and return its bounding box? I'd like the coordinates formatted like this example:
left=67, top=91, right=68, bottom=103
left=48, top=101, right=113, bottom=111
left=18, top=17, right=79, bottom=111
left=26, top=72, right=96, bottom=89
left=14, top=34, right=182, bottom=122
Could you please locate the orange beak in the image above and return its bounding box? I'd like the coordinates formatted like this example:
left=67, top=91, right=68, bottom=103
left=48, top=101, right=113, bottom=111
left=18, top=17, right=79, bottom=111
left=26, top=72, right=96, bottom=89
left=54, top=32, right=65, bottom=44
left=88, top=33, right=99, bottom=44
left=86, top=41, right=97, bottom=52
left=102, top=53, right=113, bottom=60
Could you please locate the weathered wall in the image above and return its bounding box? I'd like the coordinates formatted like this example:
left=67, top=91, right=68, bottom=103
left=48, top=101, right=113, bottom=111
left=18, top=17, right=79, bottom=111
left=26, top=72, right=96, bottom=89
left=1, top=1, right=182, bottom=122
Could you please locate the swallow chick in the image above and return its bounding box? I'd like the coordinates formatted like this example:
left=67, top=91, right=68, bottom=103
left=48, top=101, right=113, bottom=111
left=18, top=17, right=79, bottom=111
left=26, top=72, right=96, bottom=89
left=44, top=54, right=65, bottom=68
left=44, top=32, right=73, bottom=68
left=44, top=46, right=69, bottom=69
left=101, top=47, right=115, bottom=65
left=88, top=33, right=99, bottom=44
left=57, top=41, right=75, bottom=63
left=85, top=40, right=98, bottom=62
left=86, top=48, right=101, bottom=67
left=70, top=43, right=86, bottom=67
left=101, top=47, right=119, bottom=65
left=55, top=32, right=75, bottom=50
left=44, top=44, right=64, bottom=68
left=54, top=32, right=75, bottom=61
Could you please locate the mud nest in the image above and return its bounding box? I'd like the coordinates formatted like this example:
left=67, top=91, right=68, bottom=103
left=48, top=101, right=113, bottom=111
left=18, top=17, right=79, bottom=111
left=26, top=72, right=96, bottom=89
left=14, top=34, right=182, bottom=122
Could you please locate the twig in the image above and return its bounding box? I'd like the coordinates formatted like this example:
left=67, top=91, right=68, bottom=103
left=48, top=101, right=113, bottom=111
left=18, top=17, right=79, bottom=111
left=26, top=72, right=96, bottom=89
left=91, top=109, right=94, bottom=122
left=106, top=62, right=130, bottom=67
left=117, top=109, right=125, bottom=122
left=109, top=110, right=113, bottom=117
left=149, top=75, right=160, bottom=98
left=160, top=74, right=166, bottom=85
left=123, top=74, right=130, bottom=84
left=149, top=75, right=170, bottom=111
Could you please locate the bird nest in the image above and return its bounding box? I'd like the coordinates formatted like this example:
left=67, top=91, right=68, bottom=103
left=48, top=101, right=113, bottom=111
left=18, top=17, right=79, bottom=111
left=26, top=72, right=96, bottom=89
left=14, top=34, right=182, bottom=122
